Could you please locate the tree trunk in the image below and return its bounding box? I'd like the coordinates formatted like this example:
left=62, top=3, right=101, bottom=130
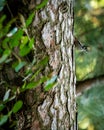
left=20, top=0, right=77, bottom=130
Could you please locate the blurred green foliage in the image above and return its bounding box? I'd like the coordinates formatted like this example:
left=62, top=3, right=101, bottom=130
left=0, top=13, right=36, bottom=127
left=75, top=0, right=104, bottom=80
left=75, top=0, right=104, bottom=130
left=77, top=83, right=104, bottom=130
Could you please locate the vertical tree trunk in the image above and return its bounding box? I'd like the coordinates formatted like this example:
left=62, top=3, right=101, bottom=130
left=25, top=0, right=77, bottom=130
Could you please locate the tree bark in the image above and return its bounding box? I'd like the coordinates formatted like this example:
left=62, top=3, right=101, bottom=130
left=21, top=0, right=77, bottom=130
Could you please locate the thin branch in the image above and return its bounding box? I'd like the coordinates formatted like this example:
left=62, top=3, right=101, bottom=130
left=6, top=3, right=14, bottom=18
left=76, top=74, right=104, bottom=96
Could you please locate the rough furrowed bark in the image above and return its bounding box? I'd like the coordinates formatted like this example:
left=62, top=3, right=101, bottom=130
left=28, top=0, right=77, bottom=130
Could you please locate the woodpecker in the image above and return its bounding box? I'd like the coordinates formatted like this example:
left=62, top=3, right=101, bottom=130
left=74, top=37, right=89, bottom=52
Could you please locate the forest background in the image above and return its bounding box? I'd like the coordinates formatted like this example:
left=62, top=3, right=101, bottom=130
left=0, top=0, right=104, bottom=130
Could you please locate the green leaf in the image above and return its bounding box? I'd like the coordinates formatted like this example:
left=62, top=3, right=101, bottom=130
left=45, top=75, right=57, bottom=91
left=26, top=12, right=35, bottom=27
left=7, top=27, right=18, bottom=37
left=0, top=15, right=6, bottom=31
left=36, top=56, right=49, bottom=69
left=39, top=56, right=49, bottom=65
left=40, top=76, right=48, bottom=83
left=45, top=82, right=56, bottom=91
left=21, top=82, right=26, bottom=90
left=3, top=18, right=16, bottom=36
left=8, top=111, right=12, bottom=117
left=0, top=0, right=6, bottom=11
left=15, top=61, right=26, bottom=72
left=0, top=54, right=7, bottom=64
left=20, top=36, right=29, bottom=49
left=0, top=15, right=6, bottom=24
left=28, top=38, right=34, bottom=49
left=30, top=69, right=41, bottom=81
left=3, top=89, right=11, bottom=101
left=24, top=76, right=48, bottom=90
left=2, top=37, right=10, bottom=49
left=5, top=58, right=12, bottom=63
left=25, top=82, right=39, bottom=89
left=12, top=100, right=23, bottom=113
left=0, top=104, right=5, bottom=111
left=10, top=29, right=23, bottom=48
left=19, top=45, right=31, bottom=56
left=0, top=115, right=8, bottom=126
left=0, top=49, right=11, bottom=64
left=36, top=0, right=48, bottom=9
left=45, top=75, right=57, bottom=86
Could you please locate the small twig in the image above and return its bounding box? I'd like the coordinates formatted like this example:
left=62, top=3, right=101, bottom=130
left=6, top=3, right=14, bottom=18
left=12, top=51, right=21, bottom=62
